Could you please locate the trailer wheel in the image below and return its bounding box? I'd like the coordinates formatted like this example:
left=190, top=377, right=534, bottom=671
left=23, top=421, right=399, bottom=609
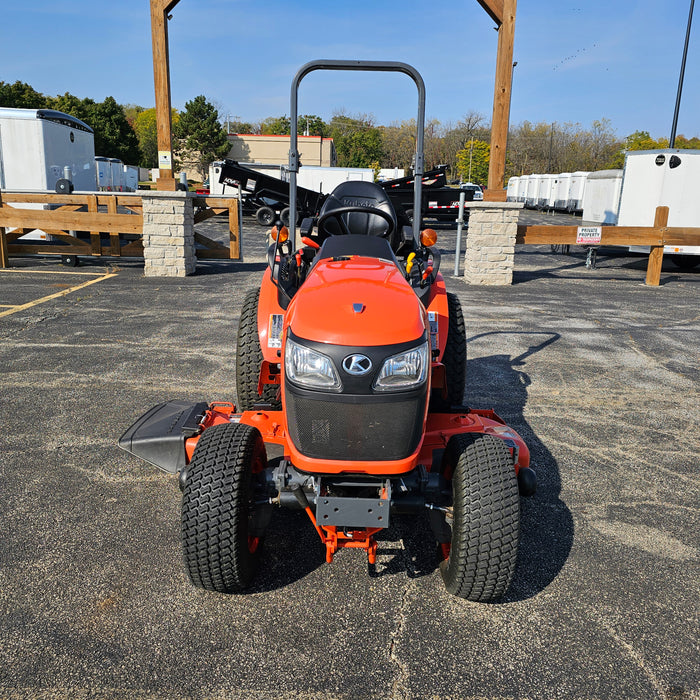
left=255, top=206, right=276, bottom=227
left=181, top=422, right=268, bottom=593
left=440, top=433, right=520, bottom=601
left=236, top=288, right=282, bottom=410
left=280, top=207, right=298, bottom=227
left=61, top=254, right=79, bottom=267
left=442, top=292, right=467, bottom=406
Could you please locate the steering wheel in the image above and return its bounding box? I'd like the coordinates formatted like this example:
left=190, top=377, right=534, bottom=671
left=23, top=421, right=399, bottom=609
left=317, top=206, right=396, bottom=237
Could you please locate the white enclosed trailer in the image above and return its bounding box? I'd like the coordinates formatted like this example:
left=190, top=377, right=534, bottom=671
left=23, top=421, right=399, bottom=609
left=581, top=170, right=623, bottom=224
left=123, top=165, right=139, bottom=192
left=108, top=158, right=124, bottom=191
left=536, top=173, right=556, bottom=210
left=283, top=165, right=374, bottom=194
left=554, top=173, right=571, bottom=211
left=617, top=149, right=700, bottom=265
left=0, top=108, right=96, bottom=240
left=506, top=176, right=519, bottom=201
left=0, top=107, right=96, bottom=191
left=567, top=171, right=590, bottom=213
left=95, top=156, right=111, bottom=189
left=524, top=174, right=540, bottom=208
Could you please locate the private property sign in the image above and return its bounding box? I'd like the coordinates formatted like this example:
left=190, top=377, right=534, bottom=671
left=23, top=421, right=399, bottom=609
left=576, top=226, right=602, bottom=245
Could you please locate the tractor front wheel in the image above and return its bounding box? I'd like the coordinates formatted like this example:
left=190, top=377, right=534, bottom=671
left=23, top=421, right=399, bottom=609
left=440, top=433, right=520, bottom=601
left=181, top=422, right=269, bottom=593
left=443, top=292, right=467, bottom=406
left=236, top=288, right=281, bottom=410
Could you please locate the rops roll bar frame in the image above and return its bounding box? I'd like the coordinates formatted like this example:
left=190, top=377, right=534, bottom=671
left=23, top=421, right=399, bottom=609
left=288, top=59, right=426, bottom=249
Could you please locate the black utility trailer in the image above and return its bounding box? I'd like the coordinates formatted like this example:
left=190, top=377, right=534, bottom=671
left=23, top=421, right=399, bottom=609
left=381, top=165, right=474, bottom=224
left=218, top=159, right=327, bottom=226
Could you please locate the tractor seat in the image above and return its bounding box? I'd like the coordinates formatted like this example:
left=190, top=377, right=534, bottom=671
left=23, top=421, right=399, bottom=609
left=317, top=180, right=398, bottom=243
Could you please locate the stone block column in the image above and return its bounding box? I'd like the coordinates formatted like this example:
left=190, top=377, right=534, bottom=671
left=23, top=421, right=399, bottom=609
left=141, top=191, right=196, bottom=277
left=463, top=201, right=523, bottom=285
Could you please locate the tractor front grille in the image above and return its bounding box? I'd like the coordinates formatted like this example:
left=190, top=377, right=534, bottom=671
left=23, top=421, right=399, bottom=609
left=285, top=390, right=425, bottom=462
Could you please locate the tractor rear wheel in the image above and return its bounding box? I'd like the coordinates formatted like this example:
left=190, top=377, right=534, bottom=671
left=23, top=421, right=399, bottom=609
left=443, top=292, right=467, bottom=406
left=440, top=433, right=520, bottom=601
left=181, top=422, right=269, bottom=593
left=236, top=288, right=281, bottom=410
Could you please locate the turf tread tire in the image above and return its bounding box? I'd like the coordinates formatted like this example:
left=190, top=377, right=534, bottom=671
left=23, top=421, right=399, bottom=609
left=442, top=292, right=467, bottom=406
left=181, top=423, right=266, bottom=593
left=441, top=433, right=520, bottom=601
left=236, top=288, right=281, bottom=411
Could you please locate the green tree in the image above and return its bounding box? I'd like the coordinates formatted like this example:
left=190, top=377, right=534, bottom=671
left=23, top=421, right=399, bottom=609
left=45, top=93, right=141, bottom=164
left=609, top=130, right=669, bottom=168
left=328, top=112, right=383, bottom=168
left=0, top=80, right=48, bottom=109
left=298, top=114, right=326, bottom=136
left=133, top=107, right=179, bottom=168
left=456, top=139, right=490, bottom=184
left=260, top=115, right=291, bottom=135
left=174, top=95, right=230, bottom=179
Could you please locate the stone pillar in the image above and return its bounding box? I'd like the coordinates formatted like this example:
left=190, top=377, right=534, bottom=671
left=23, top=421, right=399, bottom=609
left=141, top=191, right=196, bottom=277
left=463, top=201, right=523, bottom=285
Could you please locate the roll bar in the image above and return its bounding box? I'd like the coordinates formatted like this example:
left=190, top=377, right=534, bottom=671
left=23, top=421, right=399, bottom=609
left=289, top=59, right=426, bottom=249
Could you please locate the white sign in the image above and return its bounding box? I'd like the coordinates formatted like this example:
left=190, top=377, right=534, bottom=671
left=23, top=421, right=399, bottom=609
left=158, top=150, right=172, bottom=168
left=577, top=226, right=602, bottom=245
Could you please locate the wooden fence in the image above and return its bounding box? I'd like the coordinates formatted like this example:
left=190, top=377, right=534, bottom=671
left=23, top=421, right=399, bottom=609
left=0, top=191, right=240, bottom=267
left=516, top=206, right=700, bottom=286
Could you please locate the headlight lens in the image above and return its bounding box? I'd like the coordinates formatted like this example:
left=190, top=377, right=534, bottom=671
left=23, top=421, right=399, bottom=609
left=373, top=343, right=429, bottom=392
left=285, top=338, right=341, bottom=390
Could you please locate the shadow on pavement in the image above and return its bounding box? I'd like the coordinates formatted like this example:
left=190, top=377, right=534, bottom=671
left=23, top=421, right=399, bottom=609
left=465, top=332, right=574, bottom=602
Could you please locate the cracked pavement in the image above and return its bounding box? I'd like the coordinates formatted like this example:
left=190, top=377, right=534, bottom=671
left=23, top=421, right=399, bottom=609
left=0, top=214, right=698, bottom=699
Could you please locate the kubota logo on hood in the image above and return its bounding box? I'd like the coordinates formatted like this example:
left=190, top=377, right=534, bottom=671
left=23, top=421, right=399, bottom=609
left=342, top=354, right=372, bottom=375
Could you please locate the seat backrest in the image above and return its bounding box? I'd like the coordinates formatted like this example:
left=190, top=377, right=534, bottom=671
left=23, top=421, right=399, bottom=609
left=318, top=180, right=398, bottom=241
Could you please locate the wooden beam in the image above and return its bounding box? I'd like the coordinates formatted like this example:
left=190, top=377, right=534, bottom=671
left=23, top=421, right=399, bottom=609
left=646, top=206, right=668, bottom=286
left=150, top=0, right=181, bottom=191
left=0, top=208, right=143, bottom=234
left=477, top=0, right=504, bottom=25
left=487, top=0, right=517, bottom=195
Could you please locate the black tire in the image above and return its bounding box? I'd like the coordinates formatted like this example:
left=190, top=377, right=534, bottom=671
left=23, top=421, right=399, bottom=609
left=255, top=206, right=276, bottom=227
left=280, top=207, right=299, bottom=227
left=405, top=208, right=414, bottom=223
left=181, top=422, right=268, bottom=593
left=61, top=254, right=79, bottom=267
left=236, top=288, right=281, bottom=410
left=440, top=433, right=520, bottom=601
left=442, top=292, right=467, bottom=406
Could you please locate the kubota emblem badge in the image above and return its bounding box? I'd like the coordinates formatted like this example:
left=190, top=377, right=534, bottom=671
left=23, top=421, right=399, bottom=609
left=342, top=354, right=372, bottom=375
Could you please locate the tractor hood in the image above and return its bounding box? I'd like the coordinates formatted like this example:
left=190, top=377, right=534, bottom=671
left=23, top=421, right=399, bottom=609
left=285, top=256, right=426, bottom=346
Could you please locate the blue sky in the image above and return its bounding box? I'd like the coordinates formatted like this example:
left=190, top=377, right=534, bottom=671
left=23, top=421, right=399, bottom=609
left=2, top=1, right=698, bottom=140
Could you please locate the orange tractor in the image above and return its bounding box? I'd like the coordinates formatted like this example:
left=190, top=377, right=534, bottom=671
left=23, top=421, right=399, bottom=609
left=119, top=61, right=536, bottom=601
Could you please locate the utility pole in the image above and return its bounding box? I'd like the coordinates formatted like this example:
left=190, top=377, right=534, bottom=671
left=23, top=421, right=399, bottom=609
left=670, top=0, right=695, bottom=147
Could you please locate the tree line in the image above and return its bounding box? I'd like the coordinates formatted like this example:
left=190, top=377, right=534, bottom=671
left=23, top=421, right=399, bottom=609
left=2, top=80, right=698, bottom=185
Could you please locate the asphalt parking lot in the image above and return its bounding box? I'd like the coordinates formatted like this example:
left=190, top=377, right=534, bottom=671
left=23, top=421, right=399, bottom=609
left=1, top=214, right=698, bottom=700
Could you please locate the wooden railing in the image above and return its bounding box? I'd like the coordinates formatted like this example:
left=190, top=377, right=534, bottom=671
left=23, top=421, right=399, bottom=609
left=0, top=191, right=241, bottom=267
left=516, top=206, right=700, bottom=286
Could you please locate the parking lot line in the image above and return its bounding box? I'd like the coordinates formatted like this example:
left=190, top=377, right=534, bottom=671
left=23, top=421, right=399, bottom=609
left=0, top=271, right=117, bottom=318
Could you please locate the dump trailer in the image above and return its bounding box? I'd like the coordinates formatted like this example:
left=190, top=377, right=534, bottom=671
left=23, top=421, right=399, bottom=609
left=218, top=159, right=327, bottom=226
left=380, top=166, right=471, bottom=223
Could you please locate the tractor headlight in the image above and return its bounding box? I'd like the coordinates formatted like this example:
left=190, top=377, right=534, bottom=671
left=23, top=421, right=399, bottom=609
left=285, top=338, right=341, bottom=390
left=373, top=342, right=429, bottom=392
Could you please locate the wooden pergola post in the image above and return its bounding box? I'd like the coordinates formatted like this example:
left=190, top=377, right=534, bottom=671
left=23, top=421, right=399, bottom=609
left=150, top=0, right=181, bottom=191
left=477, top=0, right=517, bottom=201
